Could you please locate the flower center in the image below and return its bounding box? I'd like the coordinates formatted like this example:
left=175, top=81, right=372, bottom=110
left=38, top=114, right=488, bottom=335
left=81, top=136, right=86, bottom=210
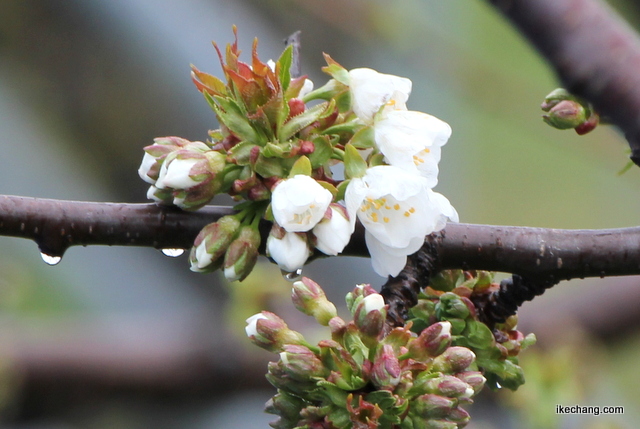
left=360, top=196, right=415, bottom=224
left=412, top=148, right=430, bottom=166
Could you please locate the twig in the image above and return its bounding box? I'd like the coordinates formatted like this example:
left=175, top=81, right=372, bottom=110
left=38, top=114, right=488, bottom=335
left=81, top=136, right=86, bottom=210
left=488, top=0, right=640, bottom=166
left=284, top=31, right=302, bottom=79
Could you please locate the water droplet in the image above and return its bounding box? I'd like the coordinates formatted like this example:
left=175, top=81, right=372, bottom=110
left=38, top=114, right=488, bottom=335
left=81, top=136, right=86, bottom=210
left=161, top=248, right=185, bottom=257
left=41, top=253, right=61, bottom=266
left=495, top=382, right=502, bottom=389
left=281, top=268, right=303, bottom=282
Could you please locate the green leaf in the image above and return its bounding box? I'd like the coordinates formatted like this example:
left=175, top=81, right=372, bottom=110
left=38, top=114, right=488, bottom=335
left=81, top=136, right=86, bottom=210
left=316, top=180, right=338, bottom=198
left=336, top=179, right=350, bottom=202
left=349, top=126, right=375, bottom=149
left=277, top=45, right=293, bottom=93
left=228, top=141, right=257, bottom=166
left=308, top=136, right=333, bottom=168
left=262, top=142, right=295, bottom=158
left=344, top=144, right=368, bottom=179
left=462, top=320, right=495, bottom=350
left=209, top=95, right=262, bottom=143
left=279, top=100, right=334, bottom=141
left=254, top=153, right=286, bottom=178
left=289, top=156, right=312, bottom=177
left=321, top=54, right=350, bottom=85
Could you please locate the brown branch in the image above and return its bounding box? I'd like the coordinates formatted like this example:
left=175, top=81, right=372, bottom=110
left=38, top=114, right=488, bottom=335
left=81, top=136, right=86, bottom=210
left=3, top=194, right=639, bottom=277
left=488, top=0, right=640, bottom=166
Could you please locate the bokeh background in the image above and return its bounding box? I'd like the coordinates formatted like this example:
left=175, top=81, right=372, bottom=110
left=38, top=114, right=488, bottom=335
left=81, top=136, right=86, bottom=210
left=1, top=1, right=640, bottom=428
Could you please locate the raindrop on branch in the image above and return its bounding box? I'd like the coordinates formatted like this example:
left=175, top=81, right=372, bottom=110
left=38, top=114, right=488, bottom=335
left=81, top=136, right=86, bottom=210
left=281, top=268, right=303, bottom=282
left=41, top=253, right=62, bottom=266
left=161, top=248, right=185, bottom=257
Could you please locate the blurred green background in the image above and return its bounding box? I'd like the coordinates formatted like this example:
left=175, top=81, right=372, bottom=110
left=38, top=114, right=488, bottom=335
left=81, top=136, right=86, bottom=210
left=1, top=0, right=640, bottom=428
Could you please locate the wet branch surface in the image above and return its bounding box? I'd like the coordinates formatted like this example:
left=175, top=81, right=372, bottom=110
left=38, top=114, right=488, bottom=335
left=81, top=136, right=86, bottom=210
left=3, top=195, right=640, bottom=323
left=488, top=0, right=640, bottom=166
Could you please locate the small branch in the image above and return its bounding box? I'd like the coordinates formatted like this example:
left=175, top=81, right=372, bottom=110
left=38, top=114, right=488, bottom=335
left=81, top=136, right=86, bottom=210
left=284, top=31, right=302, bottom=79
left=488, top=0, right=640, bottom=166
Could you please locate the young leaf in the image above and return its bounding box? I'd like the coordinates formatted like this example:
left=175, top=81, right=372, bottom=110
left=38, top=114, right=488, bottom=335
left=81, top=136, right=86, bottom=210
left=343, top=144, right=368, bottom=179
left=288, top=156, right=312, bottom=177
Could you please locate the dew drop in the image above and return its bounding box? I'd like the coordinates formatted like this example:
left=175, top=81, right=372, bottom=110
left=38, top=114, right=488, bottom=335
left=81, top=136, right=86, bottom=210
left=495, top=382, right=502, bottom=389
left=41, top=253, right=62, bottom=266
left=161, top=248, right=185, bottom=257
left=281, top=268, right=303, bottom=282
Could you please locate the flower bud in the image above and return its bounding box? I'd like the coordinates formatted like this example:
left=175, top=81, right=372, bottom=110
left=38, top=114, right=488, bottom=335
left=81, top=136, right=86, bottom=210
left=279, top=344, right=327, bottom=381
left=542, top=99, right=587, bottom=130
left=436, top=292, right=470, bottom=320
left=154, top=145, right=226, bottom=210
left=448, top=406, right=470, bottom=424
left=266, top=225, right=311, bottom=273
left=418, top=375, right=474, bottom=399
left=291, top=277, right=338, bottom=326
left=245, top=311, right=306, bottom=353
left=411, top=394, right=456, bottom=419
left=431, top=346, right=476, bottom=374
left=345, top=283, right=379, bottom=315
left=312, top=204, right=353, bottom=256
left=138, top=136, right=192, bottom=184
left=189, top=216, right=241, bottom=273
left=264, top=391, right=305, bottom=422
left=370, top=344, right=401, bottom=390
left=353, top=293, right=387, bottom=340
left=455, top=371, right=486, bottom=395
left=223, top=225, right=261, bottom=281
left=407, top=321, right=452, bottom=360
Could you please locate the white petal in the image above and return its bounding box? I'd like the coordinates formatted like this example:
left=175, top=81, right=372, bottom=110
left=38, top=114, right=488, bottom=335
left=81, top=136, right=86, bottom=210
left=267, top=231, right=310, bottom=272
left=348, top=68, right=412, bottom=123
left=156, top=158, right=200, bottom=190
left=245, top=313, right=268, bottom=337
left=299, top=79, right=314, bottom=99
left=365, top=232, right=409, bottom=277
left=138, top=152, right=158, bottom=184
left=363, top=293, right=385, bottom=313
left=313, top=206, right=353, bottom=255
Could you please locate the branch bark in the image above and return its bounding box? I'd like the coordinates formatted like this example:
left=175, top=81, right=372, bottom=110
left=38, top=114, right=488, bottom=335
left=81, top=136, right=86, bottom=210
left=2, top=194, right=639, bottom=278
left=488, top=0, right=640, bottom=166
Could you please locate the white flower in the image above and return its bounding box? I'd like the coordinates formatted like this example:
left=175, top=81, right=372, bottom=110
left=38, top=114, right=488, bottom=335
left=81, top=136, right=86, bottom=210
left=362, top=293, right=385, bottom=313
left=374, top=109, right=452, bottom=187
left=267, top=230, right=311, bottom=272
left=155, top=157, right=201, bottom=190
left=245, top=313, right=268, bottom=337
left=348, top=68, right=412, bottom=123
left=312, top=204, right=353, bottom=256
left=271, top=175, right=333, bottom=232
left=345, top=166, right=457, bottom=276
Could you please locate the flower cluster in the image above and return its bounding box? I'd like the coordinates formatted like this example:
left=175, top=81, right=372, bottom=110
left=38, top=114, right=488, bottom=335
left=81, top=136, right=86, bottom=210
left=137, top=28, right=457, bottom=279
left=247, top=277, right=486, bottom=429
left=412, top=270, right=537, bottom=391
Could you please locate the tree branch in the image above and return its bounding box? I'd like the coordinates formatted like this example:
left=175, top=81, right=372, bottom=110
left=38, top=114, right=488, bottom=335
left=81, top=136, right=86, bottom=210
left=488, top=0, right=640, bottom=166
left=3, top=194, right=639, bottom=277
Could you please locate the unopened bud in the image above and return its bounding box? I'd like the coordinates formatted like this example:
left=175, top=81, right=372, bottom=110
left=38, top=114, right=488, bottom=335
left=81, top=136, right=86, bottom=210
left=353, top=293, right=387, bottom=340
left=542, top=99, right=587, bottom=130
left=370, top=344, right=401, bottom=390
left=291, top=277, right=338, bottom=326
left=223, top=225, right=261, bottom=281
left=189, top=216, right=241, bottom=273
left=279, top=344, right=327, bottom=380
left=431, top=346, right=476, bottom=374
left=455, top=371, right=486, bottom=395
left=245, top=311, right=306, bottom=353
left=436, top=292, right=470, bottom=320
left=411, top=394, right=456, bottom=419
left=407, top=321, right=452, bottom=360
left=264, top=391, right=305, bottom=421
left=421, top=375, right=474, bottom=399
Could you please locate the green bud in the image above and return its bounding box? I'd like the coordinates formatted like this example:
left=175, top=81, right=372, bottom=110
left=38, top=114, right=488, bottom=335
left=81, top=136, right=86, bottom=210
left=189, top=216, right=241, bottom=273
left=280, top=344, right=327, bottom=381
left=542, top=99, right=587, bottom=130
left=431, top=346, right=476, bottom=374
left=407, top=321, right=452, bottom=360
left=370, top=344, right=401, bottom=389
left=455, top=371, right=486, bottom=395
left=291, top=277, right=338, bottom=326
left=245, top=311, right=306, bottom=353
left=420, top=375, right=474, bottom=399
left=411, top=394, right=456, bottom=419
left=223, top=225, right=261, bottom=281
left=436, top=292, right=470, bottom=320
left=264, top=391, right=305, bottom=421
left=448, top=406, right=470, bottom=424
